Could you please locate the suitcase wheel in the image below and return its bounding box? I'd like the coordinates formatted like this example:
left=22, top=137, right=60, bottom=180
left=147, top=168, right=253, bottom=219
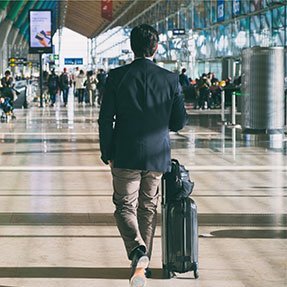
left=163, top=267, right=174, bottom=279
left=194, top=269, right=199, bottom=279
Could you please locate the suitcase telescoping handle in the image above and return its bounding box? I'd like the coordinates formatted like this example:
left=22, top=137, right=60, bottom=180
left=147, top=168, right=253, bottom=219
left=161, top=177, right=167, bottom=205
left=161, top=176, right=169, bottom=274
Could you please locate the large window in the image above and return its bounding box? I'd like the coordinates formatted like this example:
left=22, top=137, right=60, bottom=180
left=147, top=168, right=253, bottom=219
left=195, top=31, right=208, bottom=59
left=260, top=10, right=272, bottom=46
left=93, top=0, right=286, bottom=71
left=194, top=1, right=206, bottom=29
left=250, top=0, right=262, bottom=12
left=235, top=18, right=250, bottom=49
left=205, top=1, right=212, bottom=26
left=272, top=6, right=286, bottom=46
left=186, top=6, right=193, bottom=29
left=216, top=25, right=231, bottom=57
left=225, top=0, right=232, bottom=20
left=241, top=0, right=250, bottom=14
left=178, top=9, right=186, bottom=29
left=167, top=15, right=175, bottom=30
left=211, top=1, right=217, bottom=24
left=250, top=15, right=261, bottom=46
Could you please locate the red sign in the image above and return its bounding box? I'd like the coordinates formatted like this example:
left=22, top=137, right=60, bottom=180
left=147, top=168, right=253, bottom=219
left=101, top=0, right=112, bottom=21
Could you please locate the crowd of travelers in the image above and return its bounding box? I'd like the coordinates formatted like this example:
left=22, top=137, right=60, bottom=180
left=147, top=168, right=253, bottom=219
left=179, top=68, right=241, bottom=110
left=1, top=64, right=243, bottom=113
left=42, top=67, right=107, bottom=107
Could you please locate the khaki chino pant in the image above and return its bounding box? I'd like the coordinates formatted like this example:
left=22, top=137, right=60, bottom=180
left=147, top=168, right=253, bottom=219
left=111, top=167, right=162, bottom=260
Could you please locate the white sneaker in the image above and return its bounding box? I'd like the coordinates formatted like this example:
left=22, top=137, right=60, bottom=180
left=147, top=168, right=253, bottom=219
left=130, top=253, right=149, bottom=287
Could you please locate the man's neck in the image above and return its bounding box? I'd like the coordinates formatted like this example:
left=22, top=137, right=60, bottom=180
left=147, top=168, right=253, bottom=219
left=134, top=56, right=153, bottom=61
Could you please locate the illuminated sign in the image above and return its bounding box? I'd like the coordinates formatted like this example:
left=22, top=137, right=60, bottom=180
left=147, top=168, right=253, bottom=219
left=64, top=58, right=83, bottom=65
left=8, top=57, right=27, bottom=66
left=173, top=29, right=186, bottom=36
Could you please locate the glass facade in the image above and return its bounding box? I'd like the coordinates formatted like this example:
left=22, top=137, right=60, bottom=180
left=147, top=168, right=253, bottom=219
left=93, top=0, right=286, bottom=78
left=189, top=1, right=286, bottom=58
left=184, top=0, right=286, bottom=78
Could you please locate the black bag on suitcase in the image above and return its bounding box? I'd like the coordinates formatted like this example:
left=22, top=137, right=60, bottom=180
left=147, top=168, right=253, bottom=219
left=162, top=167, right=199, bottom=279
left=164, top=159, right=194, bottom=202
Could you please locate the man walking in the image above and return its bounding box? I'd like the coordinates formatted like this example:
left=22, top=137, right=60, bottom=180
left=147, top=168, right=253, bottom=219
left=179, top=68, right=190, bottom=88
left=47, top=69, right=59, bottom=107
left=98, top=24, right=187, bottom=287
left=59, top=67, right=70, bottom=107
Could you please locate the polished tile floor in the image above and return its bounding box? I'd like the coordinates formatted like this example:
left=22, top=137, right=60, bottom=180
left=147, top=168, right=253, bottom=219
left=0, top=91, right=286, bottom=287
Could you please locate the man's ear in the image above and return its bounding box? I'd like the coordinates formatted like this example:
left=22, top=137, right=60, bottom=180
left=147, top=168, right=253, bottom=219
left=153, top=43, right=158, bottom=56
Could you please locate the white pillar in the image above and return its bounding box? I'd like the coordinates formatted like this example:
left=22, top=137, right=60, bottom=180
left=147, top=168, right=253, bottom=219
left=10, top=27, right=20, bottom=48
left=0, top=19, right=13, bottom=51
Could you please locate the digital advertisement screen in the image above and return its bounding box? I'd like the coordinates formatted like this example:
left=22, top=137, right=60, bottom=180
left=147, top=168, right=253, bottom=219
left=29, top=10, right=52, bottom=53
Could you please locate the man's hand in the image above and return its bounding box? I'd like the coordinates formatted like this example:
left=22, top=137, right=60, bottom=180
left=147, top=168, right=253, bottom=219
left=108, top=160, right=113, bottom=168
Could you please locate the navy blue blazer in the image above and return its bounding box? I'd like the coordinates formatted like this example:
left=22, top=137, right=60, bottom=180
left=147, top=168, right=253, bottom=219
left=98, top=58, right=187, bottom=172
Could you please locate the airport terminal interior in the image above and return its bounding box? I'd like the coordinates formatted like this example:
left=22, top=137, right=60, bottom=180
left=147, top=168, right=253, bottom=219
left=0, top=1, right=287, bottom=287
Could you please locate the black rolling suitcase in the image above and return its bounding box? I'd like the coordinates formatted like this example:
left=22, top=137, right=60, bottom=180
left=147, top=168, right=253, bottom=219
left=161, top=160, right=199, bottom=279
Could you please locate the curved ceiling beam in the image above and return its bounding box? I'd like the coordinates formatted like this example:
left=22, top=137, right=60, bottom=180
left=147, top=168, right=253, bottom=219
left=14, top=0, right=37, bottom=29
left=10, top=0, right=37, bottom=46
left=0, top=0, right=9, bottom=11
left=18, top=0, right=43, bottom=37
left=0, top=0, right=26, bottom=50
left=39, top=1, right=54, bottom=10
left=33, top=0, right=45, bottom=10
left=6, top=0, right=26, bottom=21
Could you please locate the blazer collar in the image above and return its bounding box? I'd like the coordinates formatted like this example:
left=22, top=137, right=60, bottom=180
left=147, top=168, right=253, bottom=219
left=132, top=57, right=155, bottom=64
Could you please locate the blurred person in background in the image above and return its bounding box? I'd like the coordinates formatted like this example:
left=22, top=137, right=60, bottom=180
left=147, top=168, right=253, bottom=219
left=48, top=69, right=59, bottom=107
left=59, top=68, right=70, bottom=107
left=75, top=69, right=86, bottom=105
left=85, top=70, right=98, bottom=106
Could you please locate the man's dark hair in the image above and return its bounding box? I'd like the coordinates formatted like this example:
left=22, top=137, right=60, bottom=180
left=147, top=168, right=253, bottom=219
left=130, top=24, right=159, bottom=57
